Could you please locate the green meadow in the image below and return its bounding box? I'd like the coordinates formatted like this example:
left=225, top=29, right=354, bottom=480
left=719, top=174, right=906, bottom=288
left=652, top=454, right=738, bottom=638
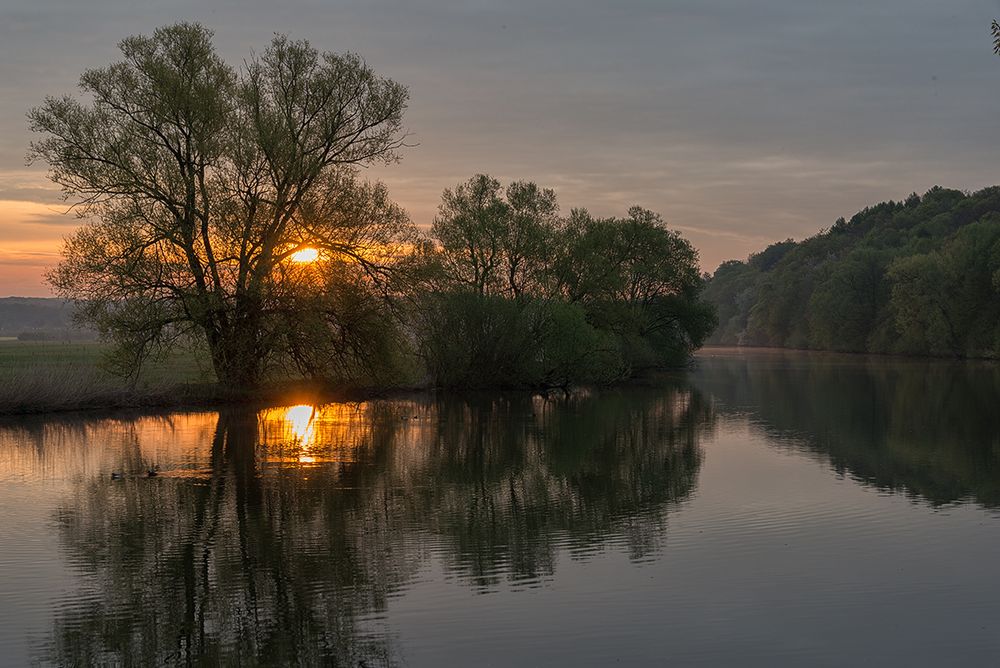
left=0, top=339, right=216, bottom=414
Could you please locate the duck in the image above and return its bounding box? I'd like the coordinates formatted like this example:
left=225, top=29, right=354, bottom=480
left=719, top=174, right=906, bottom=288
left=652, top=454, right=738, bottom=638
left=110, top=471, right=123, bottom=480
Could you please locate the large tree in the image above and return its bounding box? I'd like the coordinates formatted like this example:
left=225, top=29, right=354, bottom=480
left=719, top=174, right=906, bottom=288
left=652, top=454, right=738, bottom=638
left=30, top=23, right=412, bottom=385
left=431, top=174, right=558, bottom=298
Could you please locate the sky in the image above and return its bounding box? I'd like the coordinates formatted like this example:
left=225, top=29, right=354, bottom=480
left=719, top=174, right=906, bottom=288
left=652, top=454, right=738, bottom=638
left=2, top=0, right=1000, bottom=296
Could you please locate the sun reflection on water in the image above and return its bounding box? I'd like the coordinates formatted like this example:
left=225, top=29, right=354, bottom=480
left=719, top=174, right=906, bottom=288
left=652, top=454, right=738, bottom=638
left=283, top=404, right=316, bottom=446
left=255, top=401, right=430, bottom=467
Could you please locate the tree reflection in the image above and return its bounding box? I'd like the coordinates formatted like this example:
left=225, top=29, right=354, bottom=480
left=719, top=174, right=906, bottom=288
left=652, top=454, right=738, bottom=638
left=693, top=351, right=1000, bottom=507
left=32, top=384, right=712, bottom=666
left=44, top=409, right=408, bottom=666
left=422, top=391, right=708, bottom=583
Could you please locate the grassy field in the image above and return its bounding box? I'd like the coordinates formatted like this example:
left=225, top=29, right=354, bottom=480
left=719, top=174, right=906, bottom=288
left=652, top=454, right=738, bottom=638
left=0, top=340, right=218, bottom=414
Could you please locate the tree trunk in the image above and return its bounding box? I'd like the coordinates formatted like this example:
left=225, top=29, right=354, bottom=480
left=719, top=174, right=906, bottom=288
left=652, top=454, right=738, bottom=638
left=205, top=321, right=263, bottom=389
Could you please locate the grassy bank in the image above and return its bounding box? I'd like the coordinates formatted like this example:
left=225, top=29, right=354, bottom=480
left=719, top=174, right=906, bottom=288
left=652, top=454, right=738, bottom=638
left=0, top=340, right=216, bottom=414
left=0, top=339, right=701, bottom=416
left=0, top=339, right=424, bottom=415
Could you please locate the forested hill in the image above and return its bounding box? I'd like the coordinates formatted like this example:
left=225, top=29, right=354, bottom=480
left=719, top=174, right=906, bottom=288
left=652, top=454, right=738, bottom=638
left=704, top=186, right=1000, bottom=358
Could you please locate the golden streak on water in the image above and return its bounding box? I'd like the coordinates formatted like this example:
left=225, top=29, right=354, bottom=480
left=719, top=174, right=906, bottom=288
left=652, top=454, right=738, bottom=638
left=283, top=404, right=316, bottom=447
left=256, top=403, right=376, bottom=467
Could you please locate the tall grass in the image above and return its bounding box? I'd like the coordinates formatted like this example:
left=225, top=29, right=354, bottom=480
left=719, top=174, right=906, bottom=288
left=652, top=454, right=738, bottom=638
left=0, top=340, right=403, bottom=415
left=0, top=341, right=218, bottom=414
left=0, top=362, right=221, bottom=414
left=1, top=363, right=130, bottom=413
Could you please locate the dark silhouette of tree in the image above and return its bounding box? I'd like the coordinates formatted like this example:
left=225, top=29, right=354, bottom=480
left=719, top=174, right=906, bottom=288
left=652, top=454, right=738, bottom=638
left=30, top=23, right=413, bottom=386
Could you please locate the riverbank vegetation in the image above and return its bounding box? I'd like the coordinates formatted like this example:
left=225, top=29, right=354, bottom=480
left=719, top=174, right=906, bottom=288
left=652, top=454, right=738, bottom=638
left=0, top=173, right=715, bottom=414
left=15, top=22, right=714, bottom=413
left=416, top=175, right=715, bottom=388
left=704, top=186, right=1000, bottom=358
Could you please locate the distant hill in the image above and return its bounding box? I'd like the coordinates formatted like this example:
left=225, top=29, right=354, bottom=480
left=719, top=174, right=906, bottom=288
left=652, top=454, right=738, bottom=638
left=0, top=297, right=96, bottom=340
left=704, top=186, right=1000, bottom=358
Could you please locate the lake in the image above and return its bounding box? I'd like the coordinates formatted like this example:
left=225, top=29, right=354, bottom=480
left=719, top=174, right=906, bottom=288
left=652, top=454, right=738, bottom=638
left=1, top=348, right=999, bottom=666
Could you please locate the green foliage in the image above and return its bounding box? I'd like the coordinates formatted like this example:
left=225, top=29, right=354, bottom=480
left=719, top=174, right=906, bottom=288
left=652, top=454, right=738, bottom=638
left=702, top=260, right=757, bottom=345
left=418, top=176, right=715, bottom=388
left=704, top=186, right=1000, bottom=358
left=748, top=239, right=796, bottom=272
left=431, top=174, right=558, bottom=297
left=888, top=218, right=1000, bottom=357
left=416, top=292, right=623, bottom=388
left=807, top=247, right=890, bottom=352
left=31, top=24, right=713, bottom=393
left=32, top=23, right=413, bottom=387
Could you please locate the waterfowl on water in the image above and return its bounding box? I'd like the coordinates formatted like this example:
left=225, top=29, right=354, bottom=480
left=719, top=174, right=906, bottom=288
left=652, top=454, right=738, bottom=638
left=110, top=471, right=122, bottom=480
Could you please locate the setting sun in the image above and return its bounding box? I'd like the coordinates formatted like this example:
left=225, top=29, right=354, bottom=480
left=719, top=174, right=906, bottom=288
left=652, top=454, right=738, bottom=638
left=290, top=247, right=319, bottom=263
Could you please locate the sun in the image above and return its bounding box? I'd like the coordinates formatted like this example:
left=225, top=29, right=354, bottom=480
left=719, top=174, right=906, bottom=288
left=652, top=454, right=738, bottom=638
left=290, top=247, right=320, bottom=263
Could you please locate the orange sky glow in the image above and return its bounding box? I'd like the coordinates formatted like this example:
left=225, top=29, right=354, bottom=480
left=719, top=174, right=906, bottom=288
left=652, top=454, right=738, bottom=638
left=3, top=2, right=1000, bottom=297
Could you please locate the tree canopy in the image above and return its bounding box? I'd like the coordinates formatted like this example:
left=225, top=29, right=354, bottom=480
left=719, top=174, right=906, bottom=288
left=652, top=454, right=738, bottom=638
left=31, top=24, right=714, bottom=391
left=420, top=175, right=715, bottom=387
left=32, top=23, right=413, bottom=385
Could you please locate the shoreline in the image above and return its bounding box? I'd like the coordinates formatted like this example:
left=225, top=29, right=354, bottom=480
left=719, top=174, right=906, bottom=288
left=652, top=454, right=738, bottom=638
left=0, top=366, right=700, bottom=420
left=0, top=379, right=432, bottom=420
left=5, top=344, right=997, bottom=419
left=699, top=343, right=1000, bottom=363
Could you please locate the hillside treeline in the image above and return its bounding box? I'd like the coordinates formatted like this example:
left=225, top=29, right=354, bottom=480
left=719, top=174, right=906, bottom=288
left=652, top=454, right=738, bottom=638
left=704, top=186, right=1000, bottom=358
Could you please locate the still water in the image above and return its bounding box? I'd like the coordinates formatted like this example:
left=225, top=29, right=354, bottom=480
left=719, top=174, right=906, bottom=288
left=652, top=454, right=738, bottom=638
left=1, top=348, right=999, bottom=666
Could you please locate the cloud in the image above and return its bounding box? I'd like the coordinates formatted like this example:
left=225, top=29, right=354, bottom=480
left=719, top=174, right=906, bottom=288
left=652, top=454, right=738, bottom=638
left=0, top=198, right=77, bottom=233
left=2, top=0, right=1000, bottom=294
left=0, top=198, right=72, bottom=297
left=0, top=169, right=65, bottom=205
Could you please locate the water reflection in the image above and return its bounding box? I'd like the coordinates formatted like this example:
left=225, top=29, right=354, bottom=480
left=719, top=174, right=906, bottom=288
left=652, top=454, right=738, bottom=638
left=0, top=385, right=713, bottom=666
left=692, top=349, right=1000, bottom=507
left=281, top=403, right=316, bottom=447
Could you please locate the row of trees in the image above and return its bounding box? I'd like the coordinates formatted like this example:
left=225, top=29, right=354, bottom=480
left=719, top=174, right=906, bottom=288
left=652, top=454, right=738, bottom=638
left=418, top=175, right=715, bottom=387
left=31, top=23, right=715, bottom=389
left=704, top=186, right=1000, bottom=358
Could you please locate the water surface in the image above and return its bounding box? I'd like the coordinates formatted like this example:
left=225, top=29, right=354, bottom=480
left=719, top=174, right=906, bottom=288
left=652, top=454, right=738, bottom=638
left=1, top=349, right=999, bottom=666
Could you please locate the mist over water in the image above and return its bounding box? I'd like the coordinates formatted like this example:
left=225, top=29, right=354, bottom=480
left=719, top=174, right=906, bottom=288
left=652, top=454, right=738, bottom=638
left=1, top=350, right=999, bottom=666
